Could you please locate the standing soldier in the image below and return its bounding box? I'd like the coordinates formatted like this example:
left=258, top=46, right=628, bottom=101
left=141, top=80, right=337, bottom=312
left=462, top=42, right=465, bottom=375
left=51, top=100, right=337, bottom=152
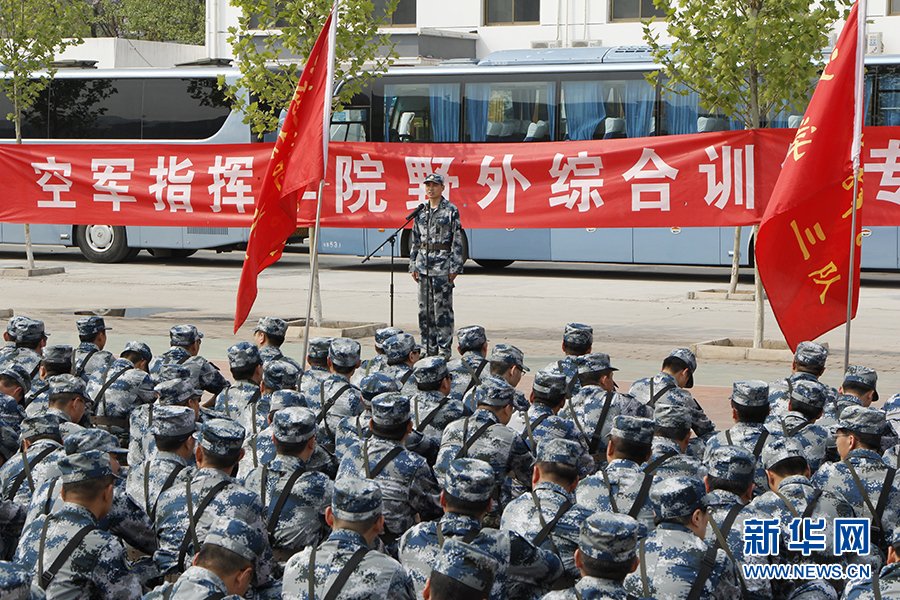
left=409, top=173, right=465, bottom=359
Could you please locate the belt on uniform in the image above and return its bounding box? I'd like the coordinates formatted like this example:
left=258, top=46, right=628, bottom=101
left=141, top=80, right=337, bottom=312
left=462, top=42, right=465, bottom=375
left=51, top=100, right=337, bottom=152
left=427, top=244, right=451, bottom=251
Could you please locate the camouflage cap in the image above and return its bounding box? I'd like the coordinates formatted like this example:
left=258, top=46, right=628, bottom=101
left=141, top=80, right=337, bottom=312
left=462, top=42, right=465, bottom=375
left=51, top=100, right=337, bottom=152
left=433, top=538, right=498, bottom=595
left=169, top=324, right=203, bottom=347
left=0, top=425, right=19, bottom=461
left=844, top=365, right=878, bottom=401
left=155, top=364, right=192, bottom=383
left=262, top=360, right=300, bottom=391
left=64, top=428, right=127, bottom=455
left=59, top=450, right=113, bottom=484
left=48, top=374, right=86, bottom=397
left=532, top=367, right=566, bottom=396
left=668, top=348, right=697, bottom=388
left=331, top=476, right=383, bottom=522
left=443, top=458, right=495, bottom=502
left=794, top=341, right=828, bottom=368
left=371, top=392, right=411, bottom=426
left=374, top=326, right=403, bottom=349
left=536, top=438, right=580, bottom=468
left=19, top=414, right=60, bottom=443
left=122, top=341, right=152, bottom=363
left=329, top=338, right=361, bottom=368
left=457, top=326, right=487, bottom=350
left=473, top=374, right=516, bottom=407
left=254, top=316, right=288, bottom=338
left=14, top=318, right=48, bottom=343
left=150, top=405, right=197, bottom=438
left=154, top=379, right=199, bottom=406
left=654, top=401, right=691, bottom=430
left=731, top=380, right=769, bottom=407
left=0, top=560, right=34, bottom=600
left=424, top=173, right=444, bottom=185
left=414, top=356, right=449, bottom=385
left=564, top=323, right=593, bottom=347
left=76, top=316, right=111, bottom=336
left=0, top=363, right=31, bottom=394
left=227, top=342, right=261, bottom=370
left=885, top=393, right=900, bottom=422
left=359, top=373, right=398, bottom=402
left=271, top=406, right=317, bottom=444
left=203, top=515, right=265, bottom=566
left=4, top=316, right=25, bottom=340
left=706, top=445, right=755, bottom=484
left=383, top=334, right=416, bottom=362
left=577, top=353, right=617, bottom=375
left=194, top=418, right=246, bottom=455
left=837, top=405, right=885, bottom=435
left=789, top=380, right=828, bottom=410
left=760, top=436, right=807, bottom=471
left=490, top=344, right=528, bottom=372
left=610, top=415, right=654, bottom=445
left=651, top=476, right=709, bottom=520
left=579, top=512, right=642, bottom=562
left=307, top=337, right=332, bottom=360
left=269, top=390, right=309, bottom=413
left=42, top=345, right=73, bottom=365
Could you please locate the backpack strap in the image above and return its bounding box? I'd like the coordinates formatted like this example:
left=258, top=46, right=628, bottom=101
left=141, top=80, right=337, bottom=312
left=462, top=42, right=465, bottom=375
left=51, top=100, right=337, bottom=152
left=318, top=385, right=351, bottom=424
left=150, top=464, right=186, bottom=522
left=802, top=489, right=824, bottom=520
left=22, top=384, right=49, bottom=409
left=725, top=430, right=733, bottom=446
left=559, top=360, right=578, bottom=399
left=531, top=493, right=574, bottom=550
left=639, top=539, right=650, bottom=598
left=95, top=363, right=132, bottom=419
left=9, top=446, right=56, bottom=500
left=74, top=349, right=98, bottom=378
left=363, top=439, right=404, bottom=479
left=309, top=546, right=369, bottom=600
left=648, top=382, right=675, bottom=409
left=627, top=451, right=677, bottom=519
left=587, top=391, right=616, bottom=455
left=455, top=419, right=494, bottom=460
left=751, top=430, right=769, bottom=459
left=220, top=388, right=231, bottom=418
left=267, top=468, right=306, bottom=536
left=176, top=354, right=190, bottom=365
left=38, top=519, right=97, bottom=590
left=701, top=504, right=748, bottom=600
left=43, top=479, right=57, bottom=516
left=399, top=370, right=414, bottom=386
left=177, top=479, right=231, bottom=570
left=30, top=363, right=41, bottom=381
left=417, top=395, right=451, bottom=432
left=601, top=467, right=619, bottom=513
left=523, top=412, right=551, bottom=453
left=462, top=358, right=487, bottom=394
left=842, top=458, right=892, bottom=545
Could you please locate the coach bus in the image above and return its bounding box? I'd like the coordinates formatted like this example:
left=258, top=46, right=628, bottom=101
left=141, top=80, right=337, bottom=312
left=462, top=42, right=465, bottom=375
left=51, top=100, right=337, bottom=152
left=321, top=47, right=900, bottom=269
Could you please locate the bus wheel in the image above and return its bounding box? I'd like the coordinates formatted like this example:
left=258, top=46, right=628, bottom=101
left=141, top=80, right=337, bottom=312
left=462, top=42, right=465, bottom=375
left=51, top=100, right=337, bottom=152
left=75, top=225, right=139, bottom=263
left=147, top=248, right=197, bottom=259
left=473, top=259, right=514, bottom=269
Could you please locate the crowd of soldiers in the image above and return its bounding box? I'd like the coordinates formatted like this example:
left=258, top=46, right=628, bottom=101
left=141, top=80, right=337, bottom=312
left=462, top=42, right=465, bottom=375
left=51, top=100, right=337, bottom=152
left=0, top=314, right=897, bottom=600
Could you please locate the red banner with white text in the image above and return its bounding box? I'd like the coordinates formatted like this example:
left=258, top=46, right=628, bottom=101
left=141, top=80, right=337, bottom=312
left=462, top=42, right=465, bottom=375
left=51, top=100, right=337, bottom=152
left=2, top=128, right=900, bottom=228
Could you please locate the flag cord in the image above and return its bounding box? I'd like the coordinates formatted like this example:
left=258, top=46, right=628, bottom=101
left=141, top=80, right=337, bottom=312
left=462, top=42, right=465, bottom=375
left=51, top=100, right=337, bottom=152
left=302, top=178, right=327, bottom=368
left=844, top=165, right=860, bottom=373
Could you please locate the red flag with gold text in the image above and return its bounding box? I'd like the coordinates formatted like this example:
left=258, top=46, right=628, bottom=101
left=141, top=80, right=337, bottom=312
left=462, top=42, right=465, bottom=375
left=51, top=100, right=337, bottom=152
left=755, top=2, right=864, bottom=351
left=233, top=11, right=335, bottom=333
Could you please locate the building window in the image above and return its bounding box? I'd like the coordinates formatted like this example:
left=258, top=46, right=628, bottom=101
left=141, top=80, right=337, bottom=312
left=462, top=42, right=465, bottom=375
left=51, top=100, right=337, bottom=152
left=485, top=0, right=539, bottom=25
left=891, top=0, right=900, bottom=15
left=375, top=0, right=416, bottom=25
left=610, top=0, right=665, bottom=21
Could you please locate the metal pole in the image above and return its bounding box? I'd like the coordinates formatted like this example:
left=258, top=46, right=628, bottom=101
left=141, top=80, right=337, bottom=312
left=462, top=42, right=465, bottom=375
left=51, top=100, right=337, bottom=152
left=302, top=179, right=327, bottom=369
left=843, top=168, right=860, bottom=373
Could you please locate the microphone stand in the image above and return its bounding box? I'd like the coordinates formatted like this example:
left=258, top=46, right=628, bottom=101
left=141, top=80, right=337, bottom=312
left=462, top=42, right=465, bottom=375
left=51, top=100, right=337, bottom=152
left=363, top=204, right=424, bottom=327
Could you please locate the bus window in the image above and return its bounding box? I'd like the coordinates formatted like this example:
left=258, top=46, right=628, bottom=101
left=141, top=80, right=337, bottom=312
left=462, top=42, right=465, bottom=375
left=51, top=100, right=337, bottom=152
left=331, top=108, right=368, bottom=142
left=51, top=78, right=142, bottom=139
left=560, top=77, right=656, bottom=140
left=0, top=87, right=52, bottom=139
left=383, top=83, right=460, bottom=142
left=875, top=69, right=900, bottom=126
left=143, top=78, right=231, bottom=139
left=464, top=81, right=554, bottom=142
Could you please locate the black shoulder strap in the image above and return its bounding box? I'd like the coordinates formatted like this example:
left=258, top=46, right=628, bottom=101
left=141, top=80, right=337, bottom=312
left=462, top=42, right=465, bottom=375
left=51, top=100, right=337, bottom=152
left=74, top=349, right=98, bottom=378
left=456, top=419, right=494, bottom=459
left=400, top=370, right=414, bottom=386
left=39, top=523, right=97, bottom=589
left=267, top=468, right=306, bottom=536
left=648, top=382, right=675, bottom=409
left=533, top=500, right=574, bottom=548
left=30, top=363, right=41, bottom=381
left=751, top=430, right=769, bottom=458
left=368, top=446, right=404, bottom=479
left=418, top=395, right=451, bottom=432
left=22, top=385, right=49, bottom=409
left=644, top=450, right=678, bottom=474
left=151, top=464, right=187, bottom=522
left=588, top=391, right=615, bottom=455
left=783, top=418, right=809, bottom=438
left=601, top=468, right=619, bottom=513
left=626, top=451, right=677, bottom=519
left=560, top=360, right=578, bottom=399
left=8, top=446, right=56, bottom=500
left=176, top=353, right=190, bottom=365
left=685, top=504, right=744, bottom=600
left=802, top=489, right=824, bottom=520
left=95, top=364, right=133, bottom=417
left=318, top=384, right=351, bottom=424
left=177, top=480, right=231, bottom=569
left=725, top=430, right=733, bottom=446
left=321, top=547, right=369, bottom=600
left=43, top=479, right=57, bottom=516
left=528, top=413, right=551, bottom=438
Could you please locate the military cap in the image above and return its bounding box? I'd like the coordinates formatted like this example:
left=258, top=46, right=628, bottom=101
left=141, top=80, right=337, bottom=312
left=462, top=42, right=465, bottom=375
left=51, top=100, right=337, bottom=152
left=843, top=365, right=878, bottom=402
left=203, top=516, right=265, bottom=566
left=789, top=380, right=828, bottom=410
left=414, top=356, right=449, bottom=385
left=64, top=428, right=127, bottom=455
left=383, top=334, right=416, bottom=362
left=0, top=560, right=37, bottom=600
left=272, top=406, right=317, bottom=443
left=760, top=436, right=806, bottom=471
left=360, top=373, right=398, bottom=401
left=610, top=415, right=654, bottom=445
left=667, top=348, right=697, bottom=388
left=254, top=316, right=288, bottom=338
left=731, top=380, right=769, bottom=407
left=564, top=323, right=593, bottom=347
left=169, top=324, right=203, bottom=347
left=329, top=338, right=361, bottom=368
left=262, top=360, right=300, bottom=391
left=375, top=327, right=403, bottom=350
left=59, top=450, right=113, bottom=484
left=837, top=405, right=885, bottom=435
left=269, top=390, right=309, bottom=413
left=490, top=344, right=529, bottom=372
left=122, top=341, right=152, bottom=363
left=19, top=414, right=60, bottom=443
left=150, top=405, right=196, bottom=438
left=884, top=393, right=900, bottom=422
left=536, top=438, right=580, bottom=468
left=331, top=477, right=383, bottom=521
left=42, top=345, right=72, bottom=365
left=0, top=425, right=19, bottom=461
left=194, top=418, right=245, bottom=455
left=443, top=458, right=495, bottom=502
left=473, top=374, right=516, bottom=407
left=579, top=512, right=641, bottom=562
left=5, top=316, right=24, bottom=340
left=155, top=379, right=199, bottom=406
left=433, top=538, right=498, bottom=595
left=654, top=401, right=691, bottom=430
left=578, top=353, right=617, bottom=375
left=76, top=316, right=111, bottom=336
left=794, top=341, right=827, bottom=368
left=307, top=337, right=332, bottom=360
left=227, top=342, right=261, bottom=370
left=371, top=392, right=410, bottom=426
left=652, top=476, right=709, bottom=519
left=48, top=374, right=86, bottom=397
left=424, top=173, right=444, bottom=185
left=0, top=363, right=30, bottom=395
left=156, top=364, right=192, bottom=382
left=532, top=367, right=566, bottom=396
left=13, top=318, right=47, bottom=343
left=457, top=326, right=487, bottom=350
left=706, top=445, right=755, bottom=484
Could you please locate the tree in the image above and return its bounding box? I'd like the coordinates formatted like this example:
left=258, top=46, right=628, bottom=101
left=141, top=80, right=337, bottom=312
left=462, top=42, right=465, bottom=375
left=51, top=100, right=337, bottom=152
left=83, top=0, right=205, bottom=45
left=0, top=0, right=84, bottom=270
left=642, top=0, right=847, bottom=347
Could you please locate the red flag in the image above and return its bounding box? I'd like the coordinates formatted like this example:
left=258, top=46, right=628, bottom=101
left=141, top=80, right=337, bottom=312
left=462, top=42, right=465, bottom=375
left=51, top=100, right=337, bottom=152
left=755, top=1, right=864, bottom=351
left=233, top=10, right=336, bottom=333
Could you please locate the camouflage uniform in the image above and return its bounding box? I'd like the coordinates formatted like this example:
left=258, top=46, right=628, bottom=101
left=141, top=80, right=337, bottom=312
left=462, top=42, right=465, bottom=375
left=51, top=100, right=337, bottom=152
left=543, top=323, right=594, bottom=401
left=380, top=334, right=420, bottom=395
left=86, top=357, right=155, bottom=444
left=309, top=339, right=364, bottom=451
left=0, top=491, right=26, bottom=562
left=764, top=380, right=830, bottom=474
left=71, top=317, right=114, bottom=382
left=129, top=377, right=200, bottom=466
left=649, top=400, right=707, bottom=480
left=843, top=526, right=900, bottom=600
left=148, top=325, right=228, bottom=396
left=4, top=318, right=48, bottom=383
left=432, top=538, right=499, bottom=599
left=21, top=345, right=71, bottom=418
left=410, top=357, right=471, bottom=460
left=213, top=342, right=263, bottom=422
left=522, top=404, right=594, bottom=478
left=447, top=326, right=489, bottom=402
left=767, top=342, right=835, bottom=419
left=254, top=317, right=303, bottom=371
left=299, top=338, right=333, bottom=405
left=350, top=327, right=402, bottom=388
left=0, top=392, right=24, bottom=435
left=0, top=416, right=65, bottom=506
left=0, top=561, right=41, bottom=600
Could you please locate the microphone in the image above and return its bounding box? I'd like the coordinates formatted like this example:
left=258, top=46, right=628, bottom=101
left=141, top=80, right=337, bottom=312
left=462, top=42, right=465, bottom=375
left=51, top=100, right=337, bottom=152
left=407, top=204, right=425, bottom=220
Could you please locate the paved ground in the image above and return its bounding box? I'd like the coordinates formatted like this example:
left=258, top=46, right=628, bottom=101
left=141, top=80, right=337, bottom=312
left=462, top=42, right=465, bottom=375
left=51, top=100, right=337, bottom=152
left=4, top=243, right=900, bottom=429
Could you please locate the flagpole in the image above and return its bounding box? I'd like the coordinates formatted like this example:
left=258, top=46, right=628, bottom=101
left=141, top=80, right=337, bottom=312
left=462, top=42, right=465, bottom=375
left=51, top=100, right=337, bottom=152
left=302, top=0, right=339, bottom=368
left=844, top=0, right=866, bottom=373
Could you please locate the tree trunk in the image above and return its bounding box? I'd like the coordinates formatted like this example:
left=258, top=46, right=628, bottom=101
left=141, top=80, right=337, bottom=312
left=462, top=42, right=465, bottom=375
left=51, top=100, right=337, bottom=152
left=13, top=86, right=35, bottom=271
left=728, top=226, right=741, bottom=294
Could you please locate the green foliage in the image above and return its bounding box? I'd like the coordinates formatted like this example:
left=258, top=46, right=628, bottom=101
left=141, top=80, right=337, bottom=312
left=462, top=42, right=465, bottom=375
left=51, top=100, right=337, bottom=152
left=642, top=0, right=851, bottom=129
left=226, top=0, right=398, bottom=138
left=84, top=0, right=205, bottom=45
